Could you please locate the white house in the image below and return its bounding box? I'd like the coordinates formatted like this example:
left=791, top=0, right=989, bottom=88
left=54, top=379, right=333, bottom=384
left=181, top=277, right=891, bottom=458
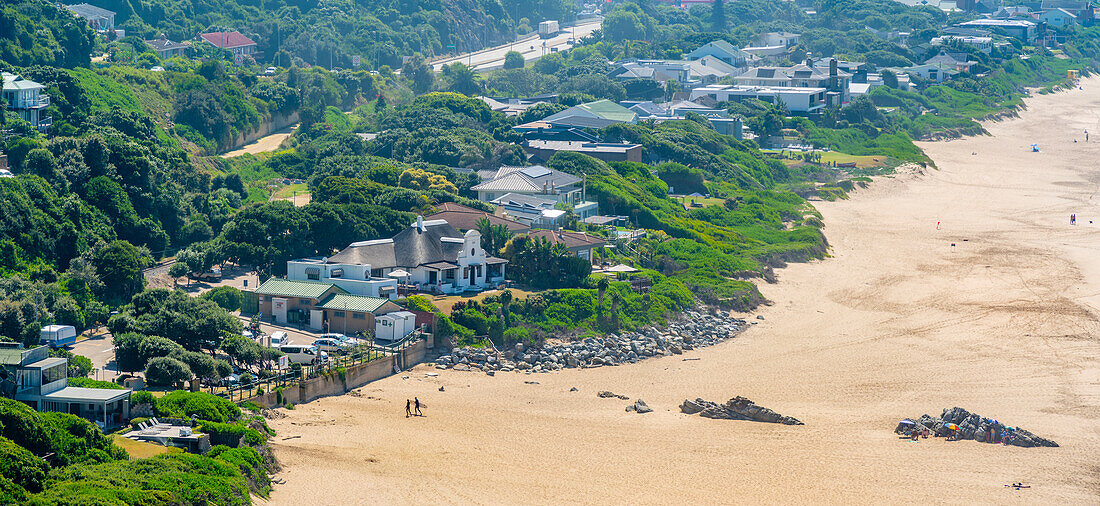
left=1039, top=8, right=1078, bottom=26
left=472, top=165, right=597, bottom=219
left=690, top=84, right=828, bottom=113
left=0, top=344, right=131, bottom=429
left=295, top=217, right=507, bottom=295
left=685, top=40, right=750, bottom=67
left=2, top=72, right=50, bottom=130
left=759, top=32, right=801, bottom=48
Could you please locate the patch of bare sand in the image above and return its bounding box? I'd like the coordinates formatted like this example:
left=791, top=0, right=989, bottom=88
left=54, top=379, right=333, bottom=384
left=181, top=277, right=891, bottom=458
left=262, top=81, right=1100, bottom=504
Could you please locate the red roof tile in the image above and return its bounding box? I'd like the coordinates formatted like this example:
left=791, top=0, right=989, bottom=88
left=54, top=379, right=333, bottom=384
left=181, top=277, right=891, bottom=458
left=200, top=31, right=256, bottom=49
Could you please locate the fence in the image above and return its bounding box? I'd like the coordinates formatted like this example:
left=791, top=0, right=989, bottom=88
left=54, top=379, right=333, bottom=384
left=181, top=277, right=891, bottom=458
left=218, top=331, right=425, bottom=403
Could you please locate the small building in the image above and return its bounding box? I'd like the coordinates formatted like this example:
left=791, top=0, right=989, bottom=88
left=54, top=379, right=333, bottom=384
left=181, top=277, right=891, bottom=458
left=375, top=311, right=417, bottom=342
left=930, top=35, right=994, bottom=53
left=251, top=278, right=400, bottom=331
left=924, top=53, right=978, bottom=73
left=1039, top=7, right=1079, bottom=26
left=528, top=229, right=607, bottom=262
left=426, top=202, right=530, bottom=234
left=491, top=192, right=571, bottom=228
left=741, top=45, right=789, bottom=63
left=689, top=84, right=828, bottom=113
left=199, top=31, right=258, bottom=56
left=2, top=72, right=50, bottom=130
left=685, top=40, right=750, bottom=67
left=523, top=140, right=643, bottom=164
left=759, top=32, right=802, bottom=48
left=472, top=165, right=585, bottom=205
left=145, top=37, right=190, bottom=59
left=956, top=19, right=1038, bottom=42
left=65, top=3, right=115, bottom=30
left=733, top=60, right=851, bottom=106
left=900, top=63, right=961, bottom=83
left=0, top=344, right=130, bottom=429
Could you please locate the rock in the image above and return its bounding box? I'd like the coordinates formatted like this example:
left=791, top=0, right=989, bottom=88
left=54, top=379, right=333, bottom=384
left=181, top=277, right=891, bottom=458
left=569, top=387, right=578, bottom=392
left=896, top=406, right=1058, bottom=448
left=632, top=399, right=653, bottom=414
left=485, top=370, right=495, bottom=376
left=756, top=315, right=764, bottom=320
left=598, top=391, right=630, bottom=400
left=439, top=386, right=445, bottom=391
left=682, top=396, right=802, bottom=425
left=453, top=363, right=470, bottom=372
left=524, top=380, right=539, bottom=385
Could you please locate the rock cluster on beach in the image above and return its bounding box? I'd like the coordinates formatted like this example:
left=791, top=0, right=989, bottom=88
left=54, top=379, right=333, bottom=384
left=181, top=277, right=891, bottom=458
left=680, top=397, right=804, bottom=425
left=900, top=407, right=1058, bottom=448
left=433, top=311, right=745, bottom=374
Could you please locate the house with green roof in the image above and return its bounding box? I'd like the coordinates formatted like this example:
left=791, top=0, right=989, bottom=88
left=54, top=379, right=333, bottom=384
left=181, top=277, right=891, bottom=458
left=251, top=278, right=400, bottom=333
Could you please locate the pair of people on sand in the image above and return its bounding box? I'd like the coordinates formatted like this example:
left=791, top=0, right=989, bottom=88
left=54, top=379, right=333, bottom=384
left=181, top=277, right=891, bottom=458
left=405, top=398, right=422, bottom=418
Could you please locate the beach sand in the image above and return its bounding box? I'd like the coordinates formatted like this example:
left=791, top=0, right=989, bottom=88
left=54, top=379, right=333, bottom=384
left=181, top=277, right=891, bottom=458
left=263, top=81, right=1100, bottom=504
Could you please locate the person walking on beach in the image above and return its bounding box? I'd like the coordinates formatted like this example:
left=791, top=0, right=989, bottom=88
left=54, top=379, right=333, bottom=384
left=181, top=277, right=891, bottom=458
left=414, top=397, right=423, bottom=416
left=1071, top=214, right=1076, bottom=225
left=406, top=399, right=411, bottom=418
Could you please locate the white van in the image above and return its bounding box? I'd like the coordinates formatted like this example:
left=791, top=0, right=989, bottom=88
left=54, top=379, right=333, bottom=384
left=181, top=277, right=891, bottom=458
left=268, top=331, right=290, bottom=348
left=278, top=345, right=327, bottom=366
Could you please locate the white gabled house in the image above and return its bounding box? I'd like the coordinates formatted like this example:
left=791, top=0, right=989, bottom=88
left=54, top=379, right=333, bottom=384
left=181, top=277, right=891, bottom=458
left=288, top=216, right=507, bottom=296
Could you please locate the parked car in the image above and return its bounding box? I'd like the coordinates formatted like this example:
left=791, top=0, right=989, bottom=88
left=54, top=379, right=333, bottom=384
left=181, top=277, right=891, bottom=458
left=190, top=268, right=221, bottom=281
left=312, top=337, right=356, bottom=354
left=279, top=345, right=327, bottom=365
left=265, top=66, right=276, bottom=74
left=220, top=373, right=240, bottom=387
left=319, top=333, right=359, bottom=346
left=268, top=331, right=290, bottom=348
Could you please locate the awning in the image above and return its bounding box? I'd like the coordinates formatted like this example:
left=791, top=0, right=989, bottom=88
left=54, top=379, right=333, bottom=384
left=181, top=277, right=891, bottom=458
left=330, top=268, right=343, bottom=277
left=606, top=264, right=639, bottom=273
left=305, top=267, right=320, bottom=276
left=379, top=285, right=396, bottom=293
left=388, top=269, right=410, bottom=278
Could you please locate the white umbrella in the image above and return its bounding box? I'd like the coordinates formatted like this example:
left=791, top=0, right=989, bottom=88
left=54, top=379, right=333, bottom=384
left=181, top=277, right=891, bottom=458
left=606, top=264, right=638, bottom=273
left=388, top=269, right=410, bottom=278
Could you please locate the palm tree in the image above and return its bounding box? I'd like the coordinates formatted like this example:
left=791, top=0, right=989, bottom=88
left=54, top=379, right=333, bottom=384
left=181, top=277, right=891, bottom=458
left=500, top=289, right=513, bottom=326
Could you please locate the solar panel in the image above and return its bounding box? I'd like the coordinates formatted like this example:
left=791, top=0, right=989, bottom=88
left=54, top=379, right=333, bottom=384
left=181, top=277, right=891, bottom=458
left=520, top=166, right=552, bottom=178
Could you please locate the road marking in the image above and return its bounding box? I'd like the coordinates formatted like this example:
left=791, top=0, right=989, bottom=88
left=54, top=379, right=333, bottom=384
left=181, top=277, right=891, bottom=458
left=101, top=347, right=115, bottom=353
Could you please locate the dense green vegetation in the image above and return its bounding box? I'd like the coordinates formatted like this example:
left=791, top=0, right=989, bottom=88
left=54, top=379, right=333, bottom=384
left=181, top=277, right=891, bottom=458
left=0, top=1, right=96, bottom=68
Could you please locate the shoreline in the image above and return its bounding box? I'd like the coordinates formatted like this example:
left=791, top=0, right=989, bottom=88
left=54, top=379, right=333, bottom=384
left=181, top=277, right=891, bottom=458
left=262, top=79, right=1100, bottom=504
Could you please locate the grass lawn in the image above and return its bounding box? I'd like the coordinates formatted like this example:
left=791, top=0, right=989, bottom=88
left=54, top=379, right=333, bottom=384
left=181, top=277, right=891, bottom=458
left=675, top=196, right=725, bottom=209
left=111, top=435, right=183, bottom=459
left=429, top=288, right=538, bottom=316
left=818, top=152, right=894, bottom=168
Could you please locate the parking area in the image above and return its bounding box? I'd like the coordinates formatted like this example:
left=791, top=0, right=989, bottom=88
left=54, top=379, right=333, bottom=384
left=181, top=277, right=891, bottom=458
left=70, top=329, right=121, bottom=381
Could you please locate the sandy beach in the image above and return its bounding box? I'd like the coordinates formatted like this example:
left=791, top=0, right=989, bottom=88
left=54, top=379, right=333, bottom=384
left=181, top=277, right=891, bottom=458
left=263, top=81, right=1100, bottom=504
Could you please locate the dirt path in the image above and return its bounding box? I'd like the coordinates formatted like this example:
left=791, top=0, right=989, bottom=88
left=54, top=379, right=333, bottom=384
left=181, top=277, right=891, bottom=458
left=264, top=82, right=1100, bottom=504
left=220, top=124, right=296, bottom=158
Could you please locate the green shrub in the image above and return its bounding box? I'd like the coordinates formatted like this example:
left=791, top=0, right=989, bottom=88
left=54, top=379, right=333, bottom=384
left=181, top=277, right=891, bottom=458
left=27, top=454, right=251, bottom=505
left=66, top=378, right=125, bottom=389
left=130, top=390, right=155, bottom=405
left=0, top=474, right=27, bottom=504
left=155, top=391, right=241, bottom=423
left=129, top=417, right=150, bottom=430
left=0, top=436, right=49, bottom=493
left=200, top=286, right=242, bottom=312
left=0, top=398, right=126, bottom=467
left=207, top=446, right=271, bottom=496
left=199, top=421, right=265, bottom=447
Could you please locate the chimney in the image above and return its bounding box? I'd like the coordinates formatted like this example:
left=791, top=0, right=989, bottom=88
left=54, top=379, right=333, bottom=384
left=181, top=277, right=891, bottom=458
left=830, top=58, right=838, bottom=77
left=805, top=52, right=813, bottom=67
left=416, top=215, right=424, bottom=231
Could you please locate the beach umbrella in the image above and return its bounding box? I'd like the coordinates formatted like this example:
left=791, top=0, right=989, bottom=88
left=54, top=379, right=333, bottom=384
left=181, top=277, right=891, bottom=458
left=945, top=423, right=959, bottom=430
left=898, top=419, right=916, bottom=425
left=388, top=269, right=410, bottom=279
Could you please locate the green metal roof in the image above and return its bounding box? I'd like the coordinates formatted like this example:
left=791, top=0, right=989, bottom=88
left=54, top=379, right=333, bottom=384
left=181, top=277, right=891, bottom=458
left=254, top=278, right=345, bottom=299
left=578, top=99, right=638, bottom=122
left=317, top=293, right=391, bottom=313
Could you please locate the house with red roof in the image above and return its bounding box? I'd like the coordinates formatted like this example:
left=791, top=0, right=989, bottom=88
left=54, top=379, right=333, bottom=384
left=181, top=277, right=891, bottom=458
left=199, top=31, right=258, bottom=57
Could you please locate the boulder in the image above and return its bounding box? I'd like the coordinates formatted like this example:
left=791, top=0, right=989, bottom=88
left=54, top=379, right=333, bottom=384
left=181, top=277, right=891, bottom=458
left=632, top=399, right=653, bottom=414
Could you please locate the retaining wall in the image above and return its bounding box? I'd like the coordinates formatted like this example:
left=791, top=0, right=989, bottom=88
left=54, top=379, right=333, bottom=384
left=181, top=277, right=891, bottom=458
left=250, top=340, right=428, bottom=408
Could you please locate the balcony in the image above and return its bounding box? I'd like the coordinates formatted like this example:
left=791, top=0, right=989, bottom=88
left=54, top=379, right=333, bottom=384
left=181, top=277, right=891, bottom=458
left=7, top=94, right=49, bottom=109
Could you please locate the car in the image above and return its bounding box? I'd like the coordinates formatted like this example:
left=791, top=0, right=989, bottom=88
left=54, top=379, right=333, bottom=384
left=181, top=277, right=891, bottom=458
left=220, top=373, right=240, bottom=387
left=279, top=345, right=328, bottom=365
left=189, top=268, right=221, bottom=282
left=312, top=337, right=356, bottom=354
left=268, top=331, right=290, bottom=348
left=265, top=66, right=276, bottom=74
left=319, top=333, right=359, bottom=346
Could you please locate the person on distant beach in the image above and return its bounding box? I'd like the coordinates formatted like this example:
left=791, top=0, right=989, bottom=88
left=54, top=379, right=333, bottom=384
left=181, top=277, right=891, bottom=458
left=406, top=399, right=411, bottom=418
left=1086, top=130, right=1089, bottom=142
left=414, top=397, right=423, bottom=416
left=1071, top=214, right=1076, bottom=225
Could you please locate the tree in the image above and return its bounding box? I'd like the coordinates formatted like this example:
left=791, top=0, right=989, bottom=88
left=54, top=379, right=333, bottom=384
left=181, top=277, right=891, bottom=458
left=200, top=286, right=242, bottom=312
left=112, top=332, right=145, bottom=373
left=476, top=218, right=512, bottom=256
left=445, top=63, right=482, bottom=96
left=145, top=356, right=192, bottom=386
left=402, top=54, right=436, bottom=94
left=712, top=0, right=728, bottom=31
left=92, top=240, right=146, bottom=304
left=168, top=262, right=189, bottom=288
left=882, top=69, right=899, bottom=89
left=503, top=51, right=525, bottom=70
left=597, top=276, right=610, bottom=315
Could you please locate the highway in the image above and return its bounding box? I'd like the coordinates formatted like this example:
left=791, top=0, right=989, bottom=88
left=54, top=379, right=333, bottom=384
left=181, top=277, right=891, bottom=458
left=432, top=19, right=602, bottom=72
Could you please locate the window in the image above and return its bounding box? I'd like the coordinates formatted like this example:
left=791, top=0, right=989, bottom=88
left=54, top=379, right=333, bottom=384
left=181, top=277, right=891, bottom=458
left=42, top=364, right=66, bottom=384
left=352, top=313, right=365, bottom=320
left=330, top=268, right=343, bottom=278
left=333, top=311, right=345, bottom=318
left=305, top=267, right=320, bottom=280
left=371, top=268, right=383, bottom=278
left=471, top=248, right=475, bottom=256
left=300, top=299, right=311, bottom=307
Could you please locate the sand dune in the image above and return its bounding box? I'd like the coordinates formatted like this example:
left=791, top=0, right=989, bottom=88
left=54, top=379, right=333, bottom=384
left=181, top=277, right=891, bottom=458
left=263, top=81, right=1100, bottom=504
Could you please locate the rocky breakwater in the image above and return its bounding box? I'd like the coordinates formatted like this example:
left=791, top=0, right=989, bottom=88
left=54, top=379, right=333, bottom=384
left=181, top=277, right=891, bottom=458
left=899, top=407, right=1057, bottom=448
left=680, top=397, right=804, bottom=425
left=433, top=311, right=745, bottom=374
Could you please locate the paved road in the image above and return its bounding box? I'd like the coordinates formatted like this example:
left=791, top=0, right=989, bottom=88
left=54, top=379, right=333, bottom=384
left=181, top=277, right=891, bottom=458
left=432, top=19, right=602, bottom=72
left=70, top=331, right=120, bottom=380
